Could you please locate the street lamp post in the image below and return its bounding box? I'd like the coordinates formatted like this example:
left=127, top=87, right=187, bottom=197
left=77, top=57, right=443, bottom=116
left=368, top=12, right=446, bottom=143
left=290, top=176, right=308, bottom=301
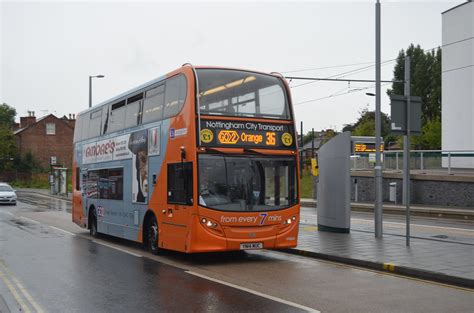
left=89, top=75, right=105, bottom=108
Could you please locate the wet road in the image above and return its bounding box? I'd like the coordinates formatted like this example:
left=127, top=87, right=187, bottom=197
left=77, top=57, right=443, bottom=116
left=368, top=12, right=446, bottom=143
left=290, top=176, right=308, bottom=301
left=0, top=206, right=307, bottom=312
left=0, top=192, right=472, bottom=313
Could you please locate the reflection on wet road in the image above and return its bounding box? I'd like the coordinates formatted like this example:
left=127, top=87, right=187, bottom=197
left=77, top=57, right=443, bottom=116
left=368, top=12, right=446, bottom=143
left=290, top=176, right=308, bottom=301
left=15, top=191, right=71, bottom=213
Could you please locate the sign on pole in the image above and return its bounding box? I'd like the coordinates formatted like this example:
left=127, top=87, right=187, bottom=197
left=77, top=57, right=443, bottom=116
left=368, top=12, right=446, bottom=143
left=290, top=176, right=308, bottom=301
left=390, top=95, right=422, bottom=135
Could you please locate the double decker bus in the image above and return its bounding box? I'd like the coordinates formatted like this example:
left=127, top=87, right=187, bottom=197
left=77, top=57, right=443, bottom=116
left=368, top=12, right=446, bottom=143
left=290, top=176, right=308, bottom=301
left=72, top=65, right=300, bottom=253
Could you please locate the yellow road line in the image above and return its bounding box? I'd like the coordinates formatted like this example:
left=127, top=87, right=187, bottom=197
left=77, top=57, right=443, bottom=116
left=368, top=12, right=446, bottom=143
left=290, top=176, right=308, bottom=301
left=0, top=268, right=32, bottom=313
left=0, top=261, right=45, bottom=313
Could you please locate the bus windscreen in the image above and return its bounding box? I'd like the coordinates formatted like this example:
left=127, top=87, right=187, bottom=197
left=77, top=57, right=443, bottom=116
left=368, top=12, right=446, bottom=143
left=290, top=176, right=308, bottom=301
left=197, top=69, right=290, bottom=120
left=198, top=155, right=297, bottom=211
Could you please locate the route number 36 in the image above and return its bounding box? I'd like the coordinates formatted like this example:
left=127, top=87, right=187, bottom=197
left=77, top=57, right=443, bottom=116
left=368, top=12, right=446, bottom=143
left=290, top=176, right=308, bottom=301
left=266, top=132, right=276, bottom=146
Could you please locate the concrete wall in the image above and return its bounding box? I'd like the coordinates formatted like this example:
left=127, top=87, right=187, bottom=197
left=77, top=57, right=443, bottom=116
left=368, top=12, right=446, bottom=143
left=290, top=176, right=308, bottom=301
left=441, top=1, right=474, bottom=168
left=350, top=172, right=474, bottom=208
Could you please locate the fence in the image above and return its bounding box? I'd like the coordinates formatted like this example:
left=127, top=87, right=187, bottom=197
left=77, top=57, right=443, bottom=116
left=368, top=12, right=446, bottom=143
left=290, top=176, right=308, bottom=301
left=351, top=150, right=474, bottom=175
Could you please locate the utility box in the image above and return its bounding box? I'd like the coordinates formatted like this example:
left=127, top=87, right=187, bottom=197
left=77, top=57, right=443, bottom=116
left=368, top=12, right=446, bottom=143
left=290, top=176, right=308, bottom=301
left=317, top=132, right=351, bottom=233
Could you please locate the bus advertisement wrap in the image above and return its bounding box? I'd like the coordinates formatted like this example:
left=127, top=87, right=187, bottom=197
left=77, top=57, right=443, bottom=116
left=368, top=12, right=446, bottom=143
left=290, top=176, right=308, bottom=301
left=82, top=129, right=157, bottom=203
left=128, top=130, right=148, bottom=203
left=82, top=134, right=132, bottom=164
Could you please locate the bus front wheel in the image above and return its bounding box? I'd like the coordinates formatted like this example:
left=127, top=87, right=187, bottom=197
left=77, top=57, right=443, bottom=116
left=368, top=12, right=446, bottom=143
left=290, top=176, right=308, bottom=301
left=147, top=215, right=159, bottom=255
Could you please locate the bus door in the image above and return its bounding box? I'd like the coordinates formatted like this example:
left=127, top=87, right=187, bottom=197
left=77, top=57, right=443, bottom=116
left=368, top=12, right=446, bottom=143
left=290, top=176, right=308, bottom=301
left=163, top=162, right=193, bottom=251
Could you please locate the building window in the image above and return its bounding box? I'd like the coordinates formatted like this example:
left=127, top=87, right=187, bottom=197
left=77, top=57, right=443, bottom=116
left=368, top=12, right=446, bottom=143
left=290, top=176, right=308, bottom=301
left=46, top=123, right=56, bottom=135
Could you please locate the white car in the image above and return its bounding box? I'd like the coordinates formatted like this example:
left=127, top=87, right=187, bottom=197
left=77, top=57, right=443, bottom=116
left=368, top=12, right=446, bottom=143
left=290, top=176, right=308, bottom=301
left=0, top=183, right=17, bottom=205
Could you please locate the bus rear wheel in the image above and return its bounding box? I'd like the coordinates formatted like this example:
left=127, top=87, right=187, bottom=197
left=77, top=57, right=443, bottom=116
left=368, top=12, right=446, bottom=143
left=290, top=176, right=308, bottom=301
left=89, top=207, right=99, bottom=238
left=147, top=215, right=159, bottom=255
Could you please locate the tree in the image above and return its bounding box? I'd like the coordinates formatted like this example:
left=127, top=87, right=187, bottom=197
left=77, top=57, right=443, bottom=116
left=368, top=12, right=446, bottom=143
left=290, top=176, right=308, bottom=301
left=387, top=44, right=442, bottom=125
left=0, top=103, right=17, bottom=127
left=301, top=129, right=338, bottom=146
left=387, top=44, right=442, bottom=150
left=0, top=125, right=17, bottom=171
left=411, top=118, right=441, bottom=149
left=0, top=103, right=17, bottom=171
left=350, top=107, right=395, bottom=142
left=13, top=151, right=42, bottom=173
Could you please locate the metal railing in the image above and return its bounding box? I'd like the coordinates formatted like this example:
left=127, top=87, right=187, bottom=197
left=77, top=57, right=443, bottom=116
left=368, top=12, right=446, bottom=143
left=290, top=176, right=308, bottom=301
left=351, top=150, right=474, bottom=175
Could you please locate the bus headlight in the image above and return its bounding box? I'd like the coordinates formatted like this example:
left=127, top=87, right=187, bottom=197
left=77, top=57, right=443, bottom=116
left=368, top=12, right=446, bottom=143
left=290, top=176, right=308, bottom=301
left=283, top=216, right=297, bottom=225
left=201, top=218, right=218, bottom=228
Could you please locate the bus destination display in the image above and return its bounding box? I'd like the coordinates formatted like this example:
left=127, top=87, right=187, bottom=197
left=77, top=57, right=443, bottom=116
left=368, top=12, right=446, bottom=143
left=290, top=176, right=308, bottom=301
left=199, top=119, right=295, bottom=149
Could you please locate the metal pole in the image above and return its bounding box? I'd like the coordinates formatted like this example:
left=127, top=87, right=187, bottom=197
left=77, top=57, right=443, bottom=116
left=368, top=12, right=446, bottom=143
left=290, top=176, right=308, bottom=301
left=404, top=56, right=411, bottom=246
left=89, top=76, right=92, bottom=108
left=421, top=152, right=424, bottom=173
left=448, top=152, right=452, bottom=175
left=300, top=121, right=304, bottom=178
left=312, top=128, right=315, bottom=158
left=396, top=152, right=399, bottom=171
left=374, top=0, right=383, bottom=238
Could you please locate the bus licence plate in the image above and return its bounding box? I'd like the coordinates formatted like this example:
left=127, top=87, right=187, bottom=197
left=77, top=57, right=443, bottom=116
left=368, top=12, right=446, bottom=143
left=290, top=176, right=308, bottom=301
left=240, top=242, right=263, bottom=250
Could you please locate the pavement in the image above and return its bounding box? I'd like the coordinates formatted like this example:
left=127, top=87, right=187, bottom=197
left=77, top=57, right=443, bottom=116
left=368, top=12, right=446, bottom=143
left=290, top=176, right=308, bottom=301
left=16, top=188, right=474, bottom=289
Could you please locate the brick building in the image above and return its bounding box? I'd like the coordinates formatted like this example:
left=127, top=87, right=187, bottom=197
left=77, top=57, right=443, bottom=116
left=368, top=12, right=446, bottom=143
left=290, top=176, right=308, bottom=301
left=14, top=112, right=76, bottom=169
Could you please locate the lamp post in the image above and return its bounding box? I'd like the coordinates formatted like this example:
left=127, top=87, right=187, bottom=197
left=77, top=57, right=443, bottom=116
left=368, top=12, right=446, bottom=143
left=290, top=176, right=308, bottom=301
left=89, top=75, right=105, bottom=108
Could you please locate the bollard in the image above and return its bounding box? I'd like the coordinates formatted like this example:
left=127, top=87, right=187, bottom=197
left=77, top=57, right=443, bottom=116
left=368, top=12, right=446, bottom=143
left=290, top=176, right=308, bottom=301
left=448, top=152, right=452, bottom=175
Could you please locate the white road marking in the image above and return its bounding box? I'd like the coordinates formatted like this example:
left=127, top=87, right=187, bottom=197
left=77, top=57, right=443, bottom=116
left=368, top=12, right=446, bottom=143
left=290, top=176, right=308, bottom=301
left=49, top=226, right=76, bottom=236
left=0, top=211, right=14, bottom=217
left=92, top=240, right=143, bottom=258
left=186, top=270, right=320, bottom=313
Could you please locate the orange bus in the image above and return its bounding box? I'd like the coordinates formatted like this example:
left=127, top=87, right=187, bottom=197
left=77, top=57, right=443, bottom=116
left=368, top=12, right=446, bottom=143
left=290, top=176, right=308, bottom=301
left=72, top=65, right=300, bottom=253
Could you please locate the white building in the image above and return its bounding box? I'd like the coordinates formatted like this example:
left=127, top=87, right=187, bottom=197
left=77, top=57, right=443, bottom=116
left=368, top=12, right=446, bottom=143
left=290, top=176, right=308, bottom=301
left=441, top=0, right=474, bottom=168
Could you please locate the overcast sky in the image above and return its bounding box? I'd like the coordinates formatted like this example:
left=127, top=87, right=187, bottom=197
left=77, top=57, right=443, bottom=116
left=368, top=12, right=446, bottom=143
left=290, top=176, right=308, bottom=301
left=0, top=0, right=463, bottom=131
